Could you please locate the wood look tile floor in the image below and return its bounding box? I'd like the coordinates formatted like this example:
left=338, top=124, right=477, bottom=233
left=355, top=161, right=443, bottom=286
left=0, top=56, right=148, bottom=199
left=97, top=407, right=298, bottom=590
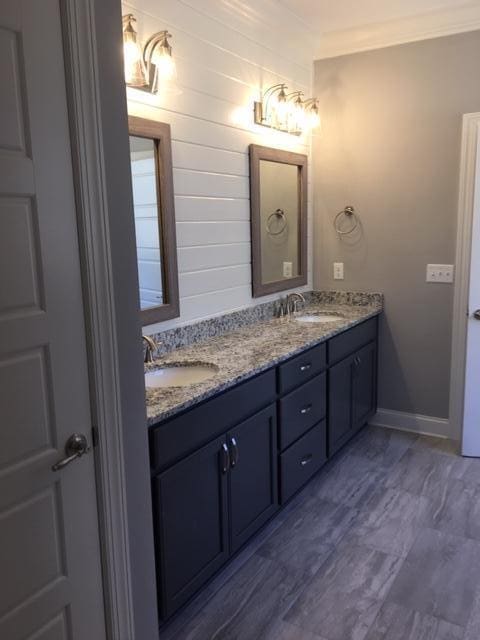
left=159, top=427, right=480, bottom=640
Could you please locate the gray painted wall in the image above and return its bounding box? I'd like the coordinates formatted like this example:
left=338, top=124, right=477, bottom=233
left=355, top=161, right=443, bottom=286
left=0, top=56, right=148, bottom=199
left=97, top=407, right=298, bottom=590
left=313, top=31, right=480, bottom=420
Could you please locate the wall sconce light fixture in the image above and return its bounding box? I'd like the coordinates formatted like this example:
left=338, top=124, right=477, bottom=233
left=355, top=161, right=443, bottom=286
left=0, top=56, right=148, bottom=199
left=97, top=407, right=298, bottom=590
left=122, top=14, right=178, bottom=95
left=254, top=84, right=320, bottom=135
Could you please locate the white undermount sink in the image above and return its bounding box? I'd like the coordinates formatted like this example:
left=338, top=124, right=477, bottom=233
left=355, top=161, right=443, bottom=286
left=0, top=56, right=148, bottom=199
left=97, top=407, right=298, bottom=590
left=145, top=362, right=219, bottom=388
left=295, top=313, right=344, bottom=324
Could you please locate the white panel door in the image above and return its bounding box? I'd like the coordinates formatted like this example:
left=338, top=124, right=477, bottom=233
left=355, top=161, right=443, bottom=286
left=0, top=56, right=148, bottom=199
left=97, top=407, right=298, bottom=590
left=0, top=1, right=106, bottom=638
left=463, top=125, right=480, bottom=456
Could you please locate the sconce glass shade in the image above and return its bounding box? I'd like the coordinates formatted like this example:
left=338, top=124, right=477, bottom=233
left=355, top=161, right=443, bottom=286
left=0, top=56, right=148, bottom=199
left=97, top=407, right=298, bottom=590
left=307, top=102, right=320, bottom=130
left=288, top=93, right=306, bottom=133
left=273, top=86, right=289, bottom=127
left=152, top=41, right=175, bottom=80
left=261, top=84, right=288, bottom=128
left=122, top=14, right=147, bottom=87
left=144, top=31, right=180, bottom=95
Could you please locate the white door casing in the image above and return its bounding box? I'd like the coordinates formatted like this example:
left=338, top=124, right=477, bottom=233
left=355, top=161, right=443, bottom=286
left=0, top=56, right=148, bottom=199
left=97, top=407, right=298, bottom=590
left=0, top=1, right=106, bottom=638
left=450, top=113, right=480, bottom=456
left=463, top=140, right=480, bottom=456
left=461, top=119, right=480, bottom=456
left=61, top=0, right=160, bottom=636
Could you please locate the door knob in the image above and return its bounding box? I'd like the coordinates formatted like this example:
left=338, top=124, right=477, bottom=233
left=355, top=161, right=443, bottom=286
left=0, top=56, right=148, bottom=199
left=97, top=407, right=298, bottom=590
left=52, top=433, right=91, bottom=472
left=474, top=310, right=480, bottom=320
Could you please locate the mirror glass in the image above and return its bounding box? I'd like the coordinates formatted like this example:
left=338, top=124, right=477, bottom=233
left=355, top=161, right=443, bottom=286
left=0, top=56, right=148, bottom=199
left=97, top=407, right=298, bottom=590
left=249, top=145, right=307, bottom=297
left=128, top=116, right=179, bottom=325
left=259, top=160, right=299, bottom=284
left=129, top=135, right=164, bottom=309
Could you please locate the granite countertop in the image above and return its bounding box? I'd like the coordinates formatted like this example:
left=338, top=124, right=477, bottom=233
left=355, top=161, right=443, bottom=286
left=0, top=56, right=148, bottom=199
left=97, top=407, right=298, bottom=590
left=145, top=298, right=382, bottom=426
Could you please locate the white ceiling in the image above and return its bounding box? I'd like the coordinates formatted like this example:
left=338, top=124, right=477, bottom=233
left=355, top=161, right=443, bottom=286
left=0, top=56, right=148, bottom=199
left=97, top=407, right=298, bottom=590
left=279, top=0, right=480, bottom=58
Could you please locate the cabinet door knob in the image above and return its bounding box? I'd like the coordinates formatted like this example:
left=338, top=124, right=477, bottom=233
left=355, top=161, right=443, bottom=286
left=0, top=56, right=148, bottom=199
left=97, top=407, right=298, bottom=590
left=230, top=437, right=239, bottom=468
left=220, top=443, right=230, bottom=474
left=300, top=454, right=313, bottom=466
left=300, top=363, right=311, bottom=372
left=300, top=404, right=312, bottom=415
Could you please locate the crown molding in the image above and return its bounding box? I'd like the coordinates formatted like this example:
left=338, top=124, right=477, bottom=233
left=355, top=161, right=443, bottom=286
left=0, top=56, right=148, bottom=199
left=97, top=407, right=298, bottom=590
left=314, top=3, right=480, bottom=60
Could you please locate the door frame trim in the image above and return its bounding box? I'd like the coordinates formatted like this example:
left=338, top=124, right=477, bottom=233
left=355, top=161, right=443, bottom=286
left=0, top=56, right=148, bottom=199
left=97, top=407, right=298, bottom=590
left=60, top=1, right=159, bottom=637
left=450, top=112, right=480, bottom=449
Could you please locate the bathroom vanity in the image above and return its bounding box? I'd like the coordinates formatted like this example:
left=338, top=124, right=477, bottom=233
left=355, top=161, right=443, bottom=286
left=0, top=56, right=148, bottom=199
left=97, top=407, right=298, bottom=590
left=146, top=294, right=381, bottom=623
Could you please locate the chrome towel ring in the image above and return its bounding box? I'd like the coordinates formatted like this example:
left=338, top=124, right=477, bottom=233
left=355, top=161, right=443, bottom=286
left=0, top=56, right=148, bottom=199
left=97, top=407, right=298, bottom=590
left=334, top=205, right=358, bottom=235
left=266, top=208, right=288, bottom=236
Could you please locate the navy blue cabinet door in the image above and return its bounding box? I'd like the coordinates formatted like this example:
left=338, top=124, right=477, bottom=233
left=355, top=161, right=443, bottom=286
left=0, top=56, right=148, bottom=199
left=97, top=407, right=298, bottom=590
left=153, top=435, right=229, bottom=619
left=328, top=354, right=354, bottom=456
left=328, top=340, right=377, bottom=457
left=229, top=405, right=278, bottom=552
left=353, top=341, right=377, bottom=429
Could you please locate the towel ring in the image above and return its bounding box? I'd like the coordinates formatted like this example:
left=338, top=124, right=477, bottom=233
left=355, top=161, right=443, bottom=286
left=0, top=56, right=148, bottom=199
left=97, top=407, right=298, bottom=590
left=266, top=208, right=287, bottom=236
left=334, top=205, right=358, bottom=235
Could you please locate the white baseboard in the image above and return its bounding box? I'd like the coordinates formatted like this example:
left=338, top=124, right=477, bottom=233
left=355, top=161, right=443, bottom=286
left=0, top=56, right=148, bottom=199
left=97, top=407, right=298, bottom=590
left=369, top=408, right=451, bottom=439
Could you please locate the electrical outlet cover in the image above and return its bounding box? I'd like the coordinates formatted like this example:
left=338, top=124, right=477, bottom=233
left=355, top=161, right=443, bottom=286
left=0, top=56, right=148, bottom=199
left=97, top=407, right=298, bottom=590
left=333, top=262, right=344, bottom=280
left=283, top=261, right=293, bottom=278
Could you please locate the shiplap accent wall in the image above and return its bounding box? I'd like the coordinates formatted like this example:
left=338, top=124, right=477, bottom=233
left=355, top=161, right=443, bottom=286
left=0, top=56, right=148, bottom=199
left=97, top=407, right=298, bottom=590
left=123, top=0, right=315, bottom=332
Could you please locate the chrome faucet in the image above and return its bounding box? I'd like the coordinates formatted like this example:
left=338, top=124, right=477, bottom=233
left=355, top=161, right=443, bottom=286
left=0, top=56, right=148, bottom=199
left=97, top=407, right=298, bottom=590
left=142, top=335, right=158, bottom=363
left=286, top=292, right=306, bottom=316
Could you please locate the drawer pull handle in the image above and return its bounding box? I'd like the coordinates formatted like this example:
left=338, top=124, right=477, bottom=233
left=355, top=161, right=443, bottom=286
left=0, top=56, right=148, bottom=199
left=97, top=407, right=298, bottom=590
left=300, top=363, right=311, bottom=372
left=301, top=454, right=313, bottom=466
left=229, top=437, right=239, bottom=468
left=220, top=443, right=230, bottom=474
left=300, top=405, right=312, bottom=415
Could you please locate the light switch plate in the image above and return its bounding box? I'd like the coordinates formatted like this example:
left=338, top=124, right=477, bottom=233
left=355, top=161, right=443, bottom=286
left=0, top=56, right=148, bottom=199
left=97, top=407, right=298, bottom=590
left=426, top=264, right=454, bottom=283
left=333, top=262, right=344, bottom=280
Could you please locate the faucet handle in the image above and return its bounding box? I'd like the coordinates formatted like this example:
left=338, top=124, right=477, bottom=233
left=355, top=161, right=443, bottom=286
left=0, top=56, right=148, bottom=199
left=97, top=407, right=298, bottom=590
left=278, top=298, right=288, bottom=319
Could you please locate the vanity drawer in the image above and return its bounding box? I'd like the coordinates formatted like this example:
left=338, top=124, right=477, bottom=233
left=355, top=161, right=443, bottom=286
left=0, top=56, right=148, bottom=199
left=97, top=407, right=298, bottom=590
left=328, top=317, right=377, bottom=365
left=280, top=420, right=327, bottom=503
left=277, top=343, right=326, bottom=394
left=150, top=368, right=276, bottom=473
left=278, top=372, right=326, bottom=450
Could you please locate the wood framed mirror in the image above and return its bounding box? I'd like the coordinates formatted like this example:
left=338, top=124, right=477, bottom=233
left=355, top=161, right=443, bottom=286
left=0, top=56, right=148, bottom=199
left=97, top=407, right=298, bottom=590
left=128, top=116, right=179, bottom=324
left=249, top=145, right=308, bottom=297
